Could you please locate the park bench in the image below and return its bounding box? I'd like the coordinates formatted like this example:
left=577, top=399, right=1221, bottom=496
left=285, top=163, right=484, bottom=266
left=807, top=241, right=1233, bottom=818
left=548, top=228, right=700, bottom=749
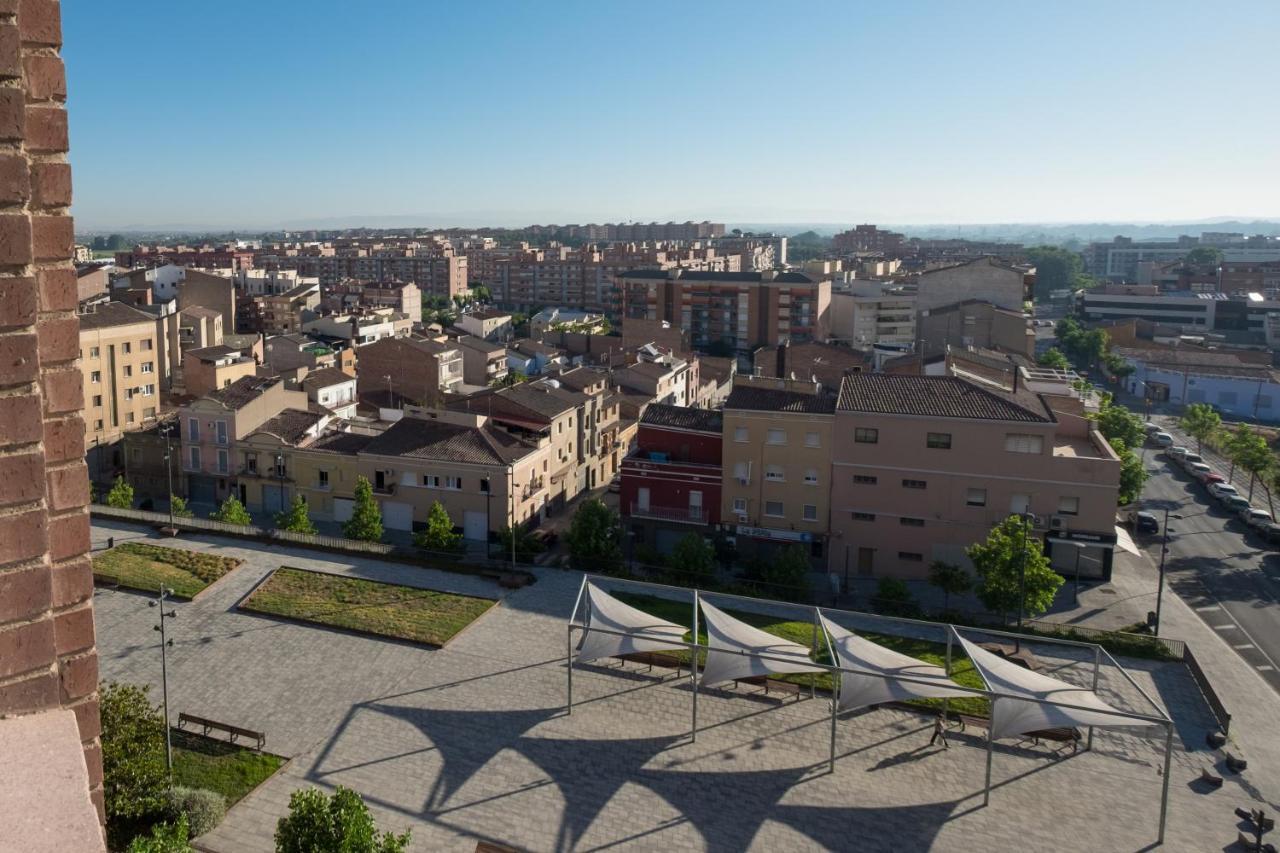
left=1025, top=726, right=1082, bottom=754
left=614, top=651, right=686, bottom=673
left=732, top=675, right=803, bottom=702
left=1234, top=831, right=1277, bottom=853
left=1200, top=768, right=1224, bottom=788
left=177, top=712, right=266, bottom=751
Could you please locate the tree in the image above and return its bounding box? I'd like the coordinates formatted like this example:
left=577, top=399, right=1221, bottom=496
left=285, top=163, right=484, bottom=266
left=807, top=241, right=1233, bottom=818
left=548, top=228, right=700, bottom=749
left=668, top=533, right=716, bottom=586
left=414, top=501, right=461, bottom=552
left=1092, top=397, right=1145, bottom=449
left=491, top=370, right=528, bottom=388
left=872, top=577, right=918, bottom=617
left=967, top=515, right=1063, bottom=622
left=343, top=476, right=384, bottom=542
left=747, top=545, right=811, bottom=602
left=101, top=683, right=168, bottom=827
left=169, top=495, right=194, bottom=519
left=126, top=814, right=192, bottom=853
left=1229, top=425, right=1273, bottom=502
left=496, top=524, right=544, bottom=563
left=1037, top=348, right=1070, bottom=370
left=470, top=285, right=491, bottom=304
left=274, top=786, right=410, bottom=853
left=1027, top=245, right=1091, bottom=302
left=274, top=495, right=317, bottom=535
left=927, top=561, right=971, bottom=614
left=565, top=498, right=622, bottom=573
left=106, top=476, right=135, bottom=509
left=210, top=495, right=252, bottom=526
left=1180, top=403, right=1222, bottom=454
left=1112, top=438, right=1148, bottom=506
left=1185, top=246, right=1223, bottom=267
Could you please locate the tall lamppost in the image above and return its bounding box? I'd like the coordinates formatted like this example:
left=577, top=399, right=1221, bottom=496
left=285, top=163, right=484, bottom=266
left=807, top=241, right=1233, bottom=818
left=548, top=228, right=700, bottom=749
left=149, top=586, right=177, bottom=774
left=163, top=421, right=176, bottom=532
left=275, top=453, right=285, bottom=515
left=1015, top=510, right=1035, bottom=630
left=1154, top=509, right=1183, bottom=635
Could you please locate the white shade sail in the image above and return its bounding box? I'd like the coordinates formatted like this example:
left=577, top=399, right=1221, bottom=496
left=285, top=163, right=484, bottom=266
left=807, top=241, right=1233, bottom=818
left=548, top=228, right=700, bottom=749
left=1114, top=526, right=1140, bottom=556
left=699, top=600, right=823, bottom=686
left=956, top=634, right=1139, bottom=740
left=576, top=584, right=688, bottom=664
left=821, top=615, right=970, bottom=712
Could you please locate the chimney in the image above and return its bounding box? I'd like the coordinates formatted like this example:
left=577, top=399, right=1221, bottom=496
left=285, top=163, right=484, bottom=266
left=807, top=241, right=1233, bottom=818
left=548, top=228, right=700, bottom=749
left=776, top=339, right=789, bottom=379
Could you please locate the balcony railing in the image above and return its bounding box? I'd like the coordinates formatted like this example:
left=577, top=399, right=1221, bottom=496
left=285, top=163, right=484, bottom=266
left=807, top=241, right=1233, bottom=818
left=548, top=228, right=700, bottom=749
left=629, top=502, right=706, bottom=525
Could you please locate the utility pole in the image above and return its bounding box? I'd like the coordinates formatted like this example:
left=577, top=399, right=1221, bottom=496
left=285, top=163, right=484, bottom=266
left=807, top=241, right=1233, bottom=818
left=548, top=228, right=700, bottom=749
left=1153, top=509, right=1181, bottom=635
left=149, top=586, right=177, bottom=775
left=163, top=422, right=176, bottom=532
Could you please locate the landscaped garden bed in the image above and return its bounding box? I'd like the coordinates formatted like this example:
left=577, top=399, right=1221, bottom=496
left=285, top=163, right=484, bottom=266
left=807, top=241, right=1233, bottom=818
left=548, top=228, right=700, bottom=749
left=92, top=542, right=242, bottom=599
left=172, top=728, right=284, bottom=806
left=241, top=567, right=497, bottom=647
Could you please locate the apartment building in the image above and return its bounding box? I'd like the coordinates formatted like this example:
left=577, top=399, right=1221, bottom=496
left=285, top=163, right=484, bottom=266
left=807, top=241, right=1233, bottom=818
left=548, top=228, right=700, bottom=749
left=258, top=281, right=320, bottom=335
left=79, top=302, right=162, bottom=484
left=301, top=367, right=358, bottom=418
left=322, top=279, right=422, bottom=325
left=828, top=373, right=1120, bottom=582
left=356, top=336, right=464, bottom=405
left=752, top=340, right=868, bottom=388
left=456, top=335, right=509, bottom=386
left=254, top=247, right=468, bottom=298
left=115, top=243, right=255, bottom=270
left=457, top=309, right=514, bottom=343
left=917, top=300, right=1034, bottom=358
left=614, top=357, right=692, bottom=407
left=263, top=333, right=351, bottom=376
left=181, top=344, right=258, bottom=398
left=829, top=282, right=917, bottom=350
left=302, top=308, right=411, bottom=344
left=540, top=368, right=624, bottom=491
left=621, top=269, right=831, bottom=353
left=720, top=375, right=837, bottom=565
left=915, top=256, right=1030, bottom=314
left=832, top=224, right=906, bottom=255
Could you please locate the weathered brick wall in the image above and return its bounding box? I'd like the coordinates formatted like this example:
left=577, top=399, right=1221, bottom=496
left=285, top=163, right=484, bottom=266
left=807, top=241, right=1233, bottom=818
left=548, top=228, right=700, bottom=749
left=0, top=0, right=101, bottom=822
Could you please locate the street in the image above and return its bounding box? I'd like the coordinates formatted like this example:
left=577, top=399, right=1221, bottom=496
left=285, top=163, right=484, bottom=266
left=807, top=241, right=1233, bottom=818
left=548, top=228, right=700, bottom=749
left=1141, top=416, right=1280, bottom=693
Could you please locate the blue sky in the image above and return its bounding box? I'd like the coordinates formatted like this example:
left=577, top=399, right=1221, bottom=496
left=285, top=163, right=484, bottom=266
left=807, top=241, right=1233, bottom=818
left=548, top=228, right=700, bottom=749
left=64, top=0, right=1280, bottom=230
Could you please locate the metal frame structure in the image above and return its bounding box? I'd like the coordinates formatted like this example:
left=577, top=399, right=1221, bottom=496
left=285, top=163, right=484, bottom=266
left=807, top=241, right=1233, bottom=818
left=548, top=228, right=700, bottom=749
left=565, top=575, right=1177, bottom=845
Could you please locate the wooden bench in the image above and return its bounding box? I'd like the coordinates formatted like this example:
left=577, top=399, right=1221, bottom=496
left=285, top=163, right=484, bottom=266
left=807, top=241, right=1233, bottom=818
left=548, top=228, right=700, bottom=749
left=177, top=712, right=266, bottom=751
left=1234, top=831, right=1276, bottom=853
left=614, top=651, right=686, bottom=673
left=1025, top=726, right=1082, bottom=754
left=1200, top=768, right=1224, bottom=788
left=732, top=675, right=803, bottom=702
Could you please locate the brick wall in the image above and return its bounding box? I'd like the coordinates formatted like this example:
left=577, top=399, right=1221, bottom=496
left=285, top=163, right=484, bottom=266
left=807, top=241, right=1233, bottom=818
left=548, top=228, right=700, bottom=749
left=0, top=0, right=101, bottom=823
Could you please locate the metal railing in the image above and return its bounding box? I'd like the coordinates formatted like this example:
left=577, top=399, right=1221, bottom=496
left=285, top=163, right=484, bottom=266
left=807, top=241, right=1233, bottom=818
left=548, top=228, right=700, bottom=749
left=628, top=502, right=706, bottom=524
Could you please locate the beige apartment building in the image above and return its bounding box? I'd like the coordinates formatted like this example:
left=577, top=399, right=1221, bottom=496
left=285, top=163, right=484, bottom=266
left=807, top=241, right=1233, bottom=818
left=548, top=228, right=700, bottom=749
left=720, top=375, right=837, bottom=566
left=827, top=372, right=1120, bottom=582
left=181, top=344, right=258, bottom=397
left=79, top=302, right=162, bottom=484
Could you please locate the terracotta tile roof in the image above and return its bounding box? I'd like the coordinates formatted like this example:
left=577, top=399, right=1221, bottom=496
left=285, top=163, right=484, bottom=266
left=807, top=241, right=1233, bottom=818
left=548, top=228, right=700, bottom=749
left=725, top=384, right=837, bottom=414
left=249, top=408, right=324, bottom=444
left=301, top=367, right=354, bottom=392
left=363, top=416, right=530, bottom=464
left=837, top=374, right=1051, bottom=422
left=309, top=430, right=376, bottom=455
left=640, top=404, right=723, bottom=433
left=207, top=376, right=279, bottom=410
left=77, top=301, right=154, bottom=330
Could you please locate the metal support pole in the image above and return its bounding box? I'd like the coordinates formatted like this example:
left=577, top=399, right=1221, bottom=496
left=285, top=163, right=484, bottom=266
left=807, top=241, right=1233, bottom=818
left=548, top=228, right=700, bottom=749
left=1088, top=646, right=1101, bottom=750
left=151, top=586, right=175, bottom=776
left=983, top=698, right=996, bottom=807
left=810, top=607, right=819, bottom=700
left=164, top=425, right=175, bottom=531
left=691, top=590, right=700, bottom=742
left=1155, top=507, right=1170, bottom=635
left=1158, top=723, right=1173, bottom=845
left=943, top=631, right=953, bottom=723
left=566, top=624, right=574, bottom=715
left=829, top=680, right=837, bottom=773
left=1016, top=513, right=1031, bottom=630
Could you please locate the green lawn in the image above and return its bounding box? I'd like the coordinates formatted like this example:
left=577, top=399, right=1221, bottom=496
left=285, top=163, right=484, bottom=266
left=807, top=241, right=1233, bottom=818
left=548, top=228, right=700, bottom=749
left=92, top=543, right=242, bottom=599
left=616, top=593, right=990, bottom=717
left=242, top=567, right=497, bottom=647
left=172, top=729, right=284, bottom=805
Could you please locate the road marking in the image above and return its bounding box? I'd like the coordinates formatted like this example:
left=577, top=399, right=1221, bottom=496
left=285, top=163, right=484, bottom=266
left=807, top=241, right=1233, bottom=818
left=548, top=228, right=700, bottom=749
left=1258, top=665, right=1275, bottom=672
left=1196, top=605, right=1221, bottom=612
left=1234, top=643, right=1256, bottom=650
left=1214, top=624, right=1240, bottom=630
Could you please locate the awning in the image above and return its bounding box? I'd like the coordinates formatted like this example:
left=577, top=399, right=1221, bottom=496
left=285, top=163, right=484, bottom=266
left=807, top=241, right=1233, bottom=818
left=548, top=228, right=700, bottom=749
left=822, top=615, right=970, bottom=712
left=699, top=600, right=823, bottom=686
left=1115, top=525, right=1140, bottom=556
left=576, top=584, right=688, bottom=664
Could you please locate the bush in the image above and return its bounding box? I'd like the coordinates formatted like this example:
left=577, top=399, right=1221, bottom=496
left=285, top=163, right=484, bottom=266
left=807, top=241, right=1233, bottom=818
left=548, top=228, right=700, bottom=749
left=101, top=683, right=168, bottom=844
left=107, top=476, right=135, bottom=509
left=126, top=813, right=192, bottom=853
left=872, top=577, right=919, bottom=618
left=275, top=786, right=410, bottom=853
left=210, top=495, right=252, bottom=526
left=165, top=786, right=226, bottom=837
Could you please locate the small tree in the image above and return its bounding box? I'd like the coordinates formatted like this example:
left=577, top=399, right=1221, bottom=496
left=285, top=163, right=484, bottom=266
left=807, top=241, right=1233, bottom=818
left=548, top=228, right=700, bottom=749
left=668, top=532, right=716, bottom=586
left=414, top=500, right=461, bottom=552
left=1180, top=403, right=1221, bottom=454
left=927, top=561, right=971, bottom=614
left=343, top=476, right=383, bottom=542
left=101, top=683, right=168, bottom=832
left=275, top=786, right=410, bottom=853
left=872, top=577, right=918, bottom=618
left=1092, top=397, right=1145, bottom=449
left=106, top=476, right=135, bottom=509
left=1112, top=438, right=1148, bottom=505
left=1231, top=427, right=1274, bottom=502
left=565, top=498, right=622, bottom=573
left=747, top=545, right=811, bottom=602
left=275, top=495, right=317, bottom=535
left=169, top=495, right=194, bottom=519
left=967, top=515, right=1063, bottom=623
left=496, top=524, right=544, bottom=563
left=126, top=814, right=192, bottom=853
left=210, top=495, right=252, bottom=526
left=1036, top=348, right=1070, bottom=371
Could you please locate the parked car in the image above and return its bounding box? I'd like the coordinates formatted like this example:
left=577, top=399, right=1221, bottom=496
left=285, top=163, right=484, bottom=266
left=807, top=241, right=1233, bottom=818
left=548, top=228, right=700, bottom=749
left=1198, top=470, right=1226, bottom=486
left=1221, top=495, right=1252, bottom=515
left=1240, top=507, right=1273, bottom=528
left=1166, top=446, right=1188, bottom=462
left=1260, top=522, right=1280, bottom=545
left=1179, top=452, right=1204, bottom=469
left=1151, top=432, right=1174, bottom=448
left=1129, top=511, right=1160, bottom=534
left=1208, top=482, right=1241, bottom=502
left=1144, top=422, right=1162, bottom=435
left=1185, top=462, right=1213, bottom=481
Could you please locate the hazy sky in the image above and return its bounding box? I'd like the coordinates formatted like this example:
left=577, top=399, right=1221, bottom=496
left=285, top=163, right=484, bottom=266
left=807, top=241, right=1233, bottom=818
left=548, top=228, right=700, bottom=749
left=65, top=0, right=1280, bottom=231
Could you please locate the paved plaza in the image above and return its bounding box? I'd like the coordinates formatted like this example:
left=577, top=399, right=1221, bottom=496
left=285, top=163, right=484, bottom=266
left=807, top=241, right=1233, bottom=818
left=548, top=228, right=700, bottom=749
left=91, top=519, right=1280, bottom=852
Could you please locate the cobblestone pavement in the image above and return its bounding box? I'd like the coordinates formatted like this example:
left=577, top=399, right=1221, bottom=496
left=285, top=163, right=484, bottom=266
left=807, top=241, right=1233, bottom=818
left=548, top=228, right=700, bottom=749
left=92, top=520, right=1278, bottom=852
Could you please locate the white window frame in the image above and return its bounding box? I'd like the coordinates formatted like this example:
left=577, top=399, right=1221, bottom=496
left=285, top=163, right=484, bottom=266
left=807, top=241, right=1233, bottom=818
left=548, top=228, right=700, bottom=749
left=766, top=428, right=787, bottom=446
left=804, top=432, right=820, bottom=448
left=764, top=500, right=785, bottom=518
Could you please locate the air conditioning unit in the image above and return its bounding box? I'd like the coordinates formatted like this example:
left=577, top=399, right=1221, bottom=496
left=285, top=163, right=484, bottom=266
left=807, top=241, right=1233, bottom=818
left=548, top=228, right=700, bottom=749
left=1049, top=515, right=1066, bottom=530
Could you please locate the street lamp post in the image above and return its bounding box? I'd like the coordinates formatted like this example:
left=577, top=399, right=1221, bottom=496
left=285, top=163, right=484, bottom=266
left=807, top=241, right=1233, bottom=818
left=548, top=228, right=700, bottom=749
left=1154, top=509, right=1182, bottom=635
left=149, top=586, right=177, bottom=775
left=275, top=453, right=285, bottom=515
left=163, top=422, right=176, bottom=532
left=1015, top=511, right=1034, bottom=629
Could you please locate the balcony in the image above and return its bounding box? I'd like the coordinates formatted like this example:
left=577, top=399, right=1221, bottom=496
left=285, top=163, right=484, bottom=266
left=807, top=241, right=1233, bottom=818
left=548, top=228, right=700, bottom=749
left=629, top=502, right=706, bottom=525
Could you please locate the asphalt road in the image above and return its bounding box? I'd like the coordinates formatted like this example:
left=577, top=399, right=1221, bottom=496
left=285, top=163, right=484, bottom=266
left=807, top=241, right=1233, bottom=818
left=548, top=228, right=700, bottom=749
left=1140, top=417, right=1280, bottom=694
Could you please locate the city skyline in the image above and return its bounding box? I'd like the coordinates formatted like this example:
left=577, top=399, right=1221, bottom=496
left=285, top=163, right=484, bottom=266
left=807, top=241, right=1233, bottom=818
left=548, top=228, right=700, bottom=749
left=64, top=0, right=1280, bottom=230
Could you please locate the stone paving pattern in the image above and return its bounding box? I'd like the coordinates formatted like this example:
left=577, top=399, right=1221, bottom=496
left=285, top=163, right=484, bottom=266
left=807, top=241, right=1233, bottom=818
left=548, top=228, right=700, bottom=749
left=91, top=520, right=1279, bottom=852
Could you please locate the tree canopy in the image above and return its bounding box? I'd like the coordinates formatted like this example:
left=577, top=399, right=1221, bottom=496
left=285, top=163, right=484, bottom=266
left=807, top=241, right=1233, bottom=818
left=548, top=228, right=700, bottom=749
left=210, top=495, right=252, bottom=526
left=343, top=476, right=384, bottom=542
left=106, top=476, right=135, bottom=509
left=927, top=561, right=971, bottom=613
left=101, top=683, right=169, bottom=826
left=275, top=786, right=410, bottom=853
left=1111, top=438, right=1148, bottom=506
left=274, top=495, right=317, bottom=535
left=1036, top=348, right=1070, bottom=370
left=1027, top=245, right=1093, bottom=301
left=967, top=515, right=1062, bottom=621
left=667, top=533, right=716, bottom=586
left=1226, top=424, right=1273, bottom=501
left=566, top=498, right=622, bottom=573
left=1092, top=396, right=1146, bottom=449
left=1180, top=403, right=1221, bottom=454
left=414, top=501, right=462, bottom=551
left=1185, top=246, right=1223, bottom=267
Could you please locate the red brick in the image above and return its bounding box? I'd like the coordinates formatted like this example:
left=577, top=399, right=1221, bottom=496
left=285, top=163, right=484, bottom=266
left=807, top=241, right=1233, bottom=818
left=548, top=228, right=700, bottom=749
left=0, top=1, right=18, bottom=15
left=0, top=275, right=35, bottom=328
left=71, top=694, right=100, bottom=741
left=45, top=461, right=84, bottom=512
left=0, top=616, right=55, bottom=678
left=0, top=87, right=23, bottom=141
left=0, top=506, right=45, bottom=566
left=23, top=104, right=65, bottom=152
left=58, top=650, right=96, bottom=703
left=0, top=25, right=19, bottom=80
left=21, top=53, right=62, bottom=101
left=0, top=391, right=42, bottom=443
left=36, top=314, right=76, bottom=362
left=0, top=330, right=36, bottom=386
left=52, top=602, right=93, bottom=655
left=0, top=212, right=32, bottom=264
left=18, top=0, right=60, bottom=47
left=0, top=563, right=49, bottom=622
left=36, top=267, right=72, bottom=311
left=43, top=414, right=83, bottom=463
left=0, top=667, right=57, bottom=714
left=49, top=556, right=90, bottom=608
left=40, top=365, right=79, bottom=414
left=0, top=449, right=42, bottom=505
left=0, top=152, right=29, bottom=204
left=31, top=214, right=70, bottom=261
left=29, top=160, right=68, bottom=207
left=82, top=740, right=102, bottom=788
left=46, top=509, right=86, bottom=562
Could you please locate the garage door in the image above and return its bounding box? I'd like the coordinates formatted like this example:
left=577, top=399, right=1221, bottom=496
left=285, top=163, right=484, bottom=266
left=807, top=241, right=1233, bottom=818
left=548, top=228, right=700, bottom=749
left=260, top=484, right=289, bottom=515
left=188, top=476, right=217, bottom=505
left=463, top=511, right=488, bottom=542
left=382, top=501, right=414, bottom=531
left=333, top=498, right=354, bottom=523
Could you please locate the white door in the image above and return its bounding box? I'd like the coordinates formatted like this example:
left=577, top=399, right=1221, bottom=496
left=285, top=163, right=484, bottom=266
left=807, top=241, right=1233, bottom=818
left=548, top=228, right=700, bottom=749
left=382, top=501, right=414, bottom=531
left=637, top=487, right=650, bottom=512
left=688, top=490, right=702, bottom=521
left=463, top=511, right=488, bottom=542
left=333, top=498, right=354, bottom=523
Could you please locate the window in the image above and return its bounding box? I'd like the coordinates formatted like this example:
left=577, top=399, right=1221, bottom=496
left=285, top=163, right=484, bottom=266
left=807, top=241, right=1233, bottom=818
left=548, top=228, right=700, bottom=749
left=246, top=454, right=257, bottom=473
left=445, top=476, right=462, bottom=490
left=143, top=407, right=155, bottom=418
left=140, top=339, right=152, bottom=351
left=1057, top=496, right=1080, bottom=516
left=732, top=461, right=751, bottom=483
left=143, top=384, right=154, bottom=396
left=855, top=428, right=878, bottom=444
left=318, top=470, right=329, bottom=488
left=902, top=479, right=927, bottom=490
left=216, top=449, right=229, bottom=474
left=480, top=477, right=490, bottom=494
left=803, top=504, right=818, bottom=521
left=141, top=362, right=153, bottom=374
left=764, top=500, right=785, bottom=517
left=1004, top=433, right=1044, bottom=454
left=188, top=446, right=201, bottom=470
left=900, top=517, right=925, bottom=527
left=423, top=475, right=441, bottom=488
left=123, top=365, right=133, bottom=378
left=852, top=511, right=875, bottom=521
left=804, top=469, right=818, bottom=485
left=215, top=420, right=227, bottom=445
left=1010, top=493, right=1030, bottom=514
left=926, top=432, right=952, bottom=449
left=732, top=497, right=747, bottom=514
left=853, top=475, right=878, bottom=485
left=122, top=342, right=131, bottom=354
left=765, top=465, right=785, bottom=482
left=805, top=432, right=820, bottom=448
left=966, top=488, right=987, bottom=507
left=766, top=428, right=786, bottom=445
left=90, top=370, right=101, bottom=383
left=92, top=394, right=102, bottom=407
left=187, top=417, right=199, bottom=441
left=126, top=412, right=135, bottom=424
left=89, top=346, right=99, bottom=358
left=898, top=552, right=924, bottom=563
